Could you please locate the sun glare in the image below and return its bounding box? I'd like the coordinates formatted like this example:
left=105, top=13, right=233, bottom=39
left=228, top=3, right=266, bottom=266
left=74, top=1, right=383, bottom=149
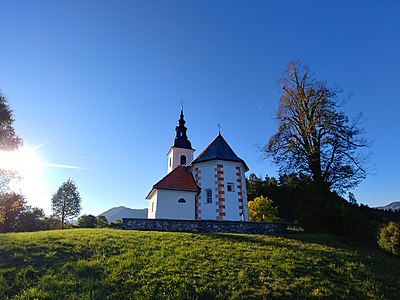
left=0, top=147, right=49, bottom=207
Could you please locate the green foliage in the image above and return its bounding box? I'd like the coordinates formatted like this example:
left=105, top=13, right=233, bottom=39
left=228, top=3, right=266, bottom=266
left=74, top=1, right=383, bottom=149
left=246, top=173, right=400, bottom=244
left=77, top=214, right=97, bottom=228
left=96, top=215, right=108, bottom=228
left=51, top=178, right=82, bottom=229
left=378, top=222, right=400, bottom=256
left=248, top=196, right=279, bottom=222
left=0, top=229, right=399, bottom=299
left=0, top=193, right=56, bottom=232
left=109, top=219, right=122, bottom=229
left=0, top=193, right=26, bottom=232
left=16, top=206, right=47, bottom=232
left=264, top=61, right=369, bottom=194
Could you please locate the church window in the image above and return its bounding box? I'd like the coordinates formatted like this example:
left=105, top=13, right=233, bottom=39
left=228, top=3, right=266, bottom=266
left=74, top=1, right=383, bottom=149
left=180, top=155, right=187, bottom=165
left=151, top=201, right=154, bottom=212
left=227, top=182, right=234, bottom=192
left=205, top=189, right=212, bottom=203
left=178, top=198, right=186, bottom=204
left=169, top=157, right=172, bottom=167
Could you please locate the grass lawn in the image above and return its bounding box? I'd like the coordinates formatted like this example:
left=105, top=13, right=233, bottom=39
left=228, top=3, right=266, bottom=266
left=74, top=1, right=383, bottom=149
left=0, top=229, right=399, bottom=299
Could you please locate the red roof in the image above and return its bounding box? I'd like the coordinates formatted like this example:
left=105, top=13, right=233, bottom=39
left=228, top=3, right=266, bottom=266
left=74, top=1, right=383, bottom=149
left=151, top=165, right=200, bottom=193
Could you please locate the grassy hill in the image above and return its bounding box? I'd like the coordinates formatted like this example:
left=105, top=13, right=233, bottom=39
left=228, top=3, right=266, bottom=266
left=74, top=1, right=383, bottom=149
left=0, top=229, right=399, bottom=299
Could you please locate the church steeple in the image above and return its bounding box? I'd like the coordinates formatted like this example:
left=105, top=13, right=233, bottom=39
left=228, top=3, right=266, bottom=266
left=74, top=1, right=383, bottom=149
left=173, top=108, right=193, bottom=150
left=167, top=107, right=195, bottom=173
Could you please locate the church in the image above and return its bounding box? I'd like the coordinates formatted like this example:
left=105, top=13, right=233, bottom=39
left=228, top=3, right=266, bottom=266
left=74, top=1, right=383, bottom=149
left=146, top=109, right=249, bottom=221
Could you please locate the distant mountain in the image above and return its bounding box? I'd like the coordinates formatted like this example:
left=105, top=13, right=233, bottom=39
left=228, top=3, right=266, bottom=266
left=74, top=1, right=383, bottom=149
left=99, top=206, right=148, bottom=222
left=375, top=201, right=400, bottom=211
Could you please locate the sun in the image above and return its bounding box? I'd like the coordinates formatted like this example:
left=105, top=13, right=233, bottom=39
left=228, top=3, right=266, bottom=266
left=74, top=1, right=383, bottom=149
left=0, top=146, right=48, bottom=205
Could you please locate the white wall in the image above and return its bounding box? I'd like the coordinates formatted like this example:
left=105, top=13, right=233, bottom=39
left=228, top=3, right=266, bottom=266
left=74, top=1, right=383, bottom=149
left=152, top=189, right=197, bottom=220
left=147, top=190, right=157, bottom=219
left=190, top=160, right=249, bottom=221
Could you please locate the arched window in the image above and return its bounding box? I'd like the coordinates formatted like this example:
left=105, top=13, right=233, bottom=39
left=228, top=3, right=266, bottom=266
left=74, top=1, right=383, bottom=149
left=180, top=155, right=187, bottom=165
left=178, top=198, right=186, bottom=204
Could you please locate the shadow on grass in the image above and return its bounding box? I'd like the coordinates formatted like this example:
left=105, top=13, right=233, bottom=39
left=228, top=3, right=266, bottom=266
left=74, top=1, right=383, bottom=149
left=200, top=232, right=356, bottom=260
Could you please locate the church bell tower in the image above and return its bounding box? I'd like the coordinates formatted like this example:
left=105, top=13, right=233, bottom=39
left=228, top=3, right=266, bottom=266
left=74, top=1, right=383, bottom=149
left=167, top=108, right=195, bottom=173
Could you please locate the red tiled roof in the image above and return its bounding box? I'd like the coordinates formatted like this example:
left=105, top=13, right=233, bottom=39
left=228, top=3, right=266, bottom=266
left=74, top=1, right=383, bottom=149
left=152, top=165, right=200, bottom=192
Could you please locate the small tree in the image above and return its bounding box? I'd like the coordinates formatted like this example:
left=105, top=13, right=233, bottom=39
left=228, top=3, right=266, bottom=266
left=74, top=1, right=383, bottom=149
left=378, top=222, right=400, bottom=256
left=77, top=214, right=97, bottom=228
left=51, top=178, right=82, bottom=229
left=96, top=215, right=109, bottom=228
left=248, top=196, right=279, bottom=222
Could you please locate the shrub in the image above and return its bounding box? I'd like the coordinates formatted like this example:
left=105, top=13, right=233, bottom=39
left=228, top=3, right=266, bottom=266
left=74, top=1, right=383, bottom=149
left=378, top=222, right=400, bottom=256
left=77, top=214, right=97, bottom=228
left=248, top=196, right=279, bottom=222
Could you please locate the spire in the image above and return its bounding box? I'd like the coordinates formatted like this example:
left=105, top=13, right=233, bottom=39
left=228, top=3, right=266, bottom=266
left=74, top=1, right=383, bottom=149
left=173, top=108, right=193, bottom=149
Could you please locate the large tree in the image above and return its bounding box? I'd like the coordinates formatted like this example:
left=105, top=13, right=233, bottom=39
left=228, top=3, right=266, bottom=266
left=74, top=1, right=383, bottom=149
left=265, top=62, right=369, bottom=194
left=51, top=178, right=82, bottom=229
left=0, top=91, right=23, bottom=192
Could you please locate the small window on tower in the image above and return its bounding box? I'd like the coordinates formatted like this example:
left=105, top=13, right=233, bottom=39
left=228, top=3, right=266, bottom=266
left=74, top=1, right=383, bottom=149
left=178, top=198, right=186, bottom=204
left=169, top=157, right=172, bottom=167
left=227, top=183, right=235, bottom=192
left=205, top=189, right=212, bottom=203
left=180, top=155, right=187, bottom=165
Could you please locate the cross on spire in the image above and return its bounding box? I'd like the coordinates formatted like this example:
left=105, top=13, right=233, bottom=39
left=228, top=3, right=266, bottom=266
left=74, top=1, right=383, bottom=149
left=217, top=123, right=221, bottom=134
left=179, top=100, right=184, bottom=110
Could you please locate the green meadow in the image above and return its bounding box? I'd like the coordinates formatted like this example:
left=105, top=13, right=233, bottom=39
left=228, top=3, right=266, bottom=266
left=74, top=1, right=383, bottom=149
left=0, top=229, right=399, bottom=299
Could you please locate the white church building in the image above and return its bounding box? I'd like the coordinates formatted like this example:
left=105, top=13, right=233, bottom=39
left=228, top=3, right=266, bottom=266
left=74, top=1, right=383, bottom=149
left=146, top=109, right=249, bottom=221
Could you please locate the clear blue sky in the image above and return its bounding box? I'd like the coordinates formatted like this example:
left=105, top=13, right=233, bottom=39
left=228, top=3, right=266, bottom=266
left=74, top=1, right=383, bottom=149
left=1, top=0, right=399, bottom=215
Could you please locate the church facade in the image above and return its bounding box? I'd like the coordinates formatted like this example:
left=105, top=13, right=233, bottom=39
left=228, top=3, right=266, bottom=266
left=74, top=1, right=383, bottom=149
left=146, top=109, right=249, bottom=221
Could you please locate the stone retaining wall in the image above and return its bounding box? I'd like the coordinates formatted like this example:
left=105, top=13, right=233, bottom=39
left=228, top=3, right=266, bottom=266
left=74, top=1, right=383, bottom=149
left=122, top=218, right=287, bottom=235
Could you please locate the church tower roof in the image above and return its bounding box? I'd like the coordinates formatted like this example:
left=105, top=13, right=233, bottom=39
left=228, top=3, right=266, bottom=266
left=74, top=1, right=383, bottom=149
left=172, top=109, right=193, bottom=150
left=190, top=133, right=249, bottom=171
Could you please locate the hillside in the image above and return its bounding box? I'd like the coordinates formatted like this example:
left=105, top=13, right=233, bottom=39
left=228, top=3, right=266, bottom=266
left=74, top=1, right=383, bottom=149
left=376, top=201, right=400, bottom=211
left=1, top=229, right=399, bottom=299
left=99, top=206, right=147, bottom=222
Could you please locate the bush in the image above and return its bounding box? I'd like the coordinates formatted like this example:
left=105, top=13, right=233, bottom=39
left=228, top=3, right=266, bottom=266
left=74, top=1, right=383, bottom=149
left=77, top=214, right=97, bottom=228
left=248, top=196, right=279, bottom=222
left=378, top=222, right=400, bottom=256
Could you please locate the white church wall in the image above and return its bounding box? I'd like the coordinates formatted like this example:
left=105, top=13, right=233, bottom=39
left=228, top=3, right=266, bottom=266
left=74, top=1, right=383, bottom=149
left=147, top=191, right=157, bottom=219
left=154, top=189, right=196, bottom=220
left=191, top=160, right=249, bottom=221
left=222, top=162, right=242, bottom=221
left=190, top=161, right=216, bottom=220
